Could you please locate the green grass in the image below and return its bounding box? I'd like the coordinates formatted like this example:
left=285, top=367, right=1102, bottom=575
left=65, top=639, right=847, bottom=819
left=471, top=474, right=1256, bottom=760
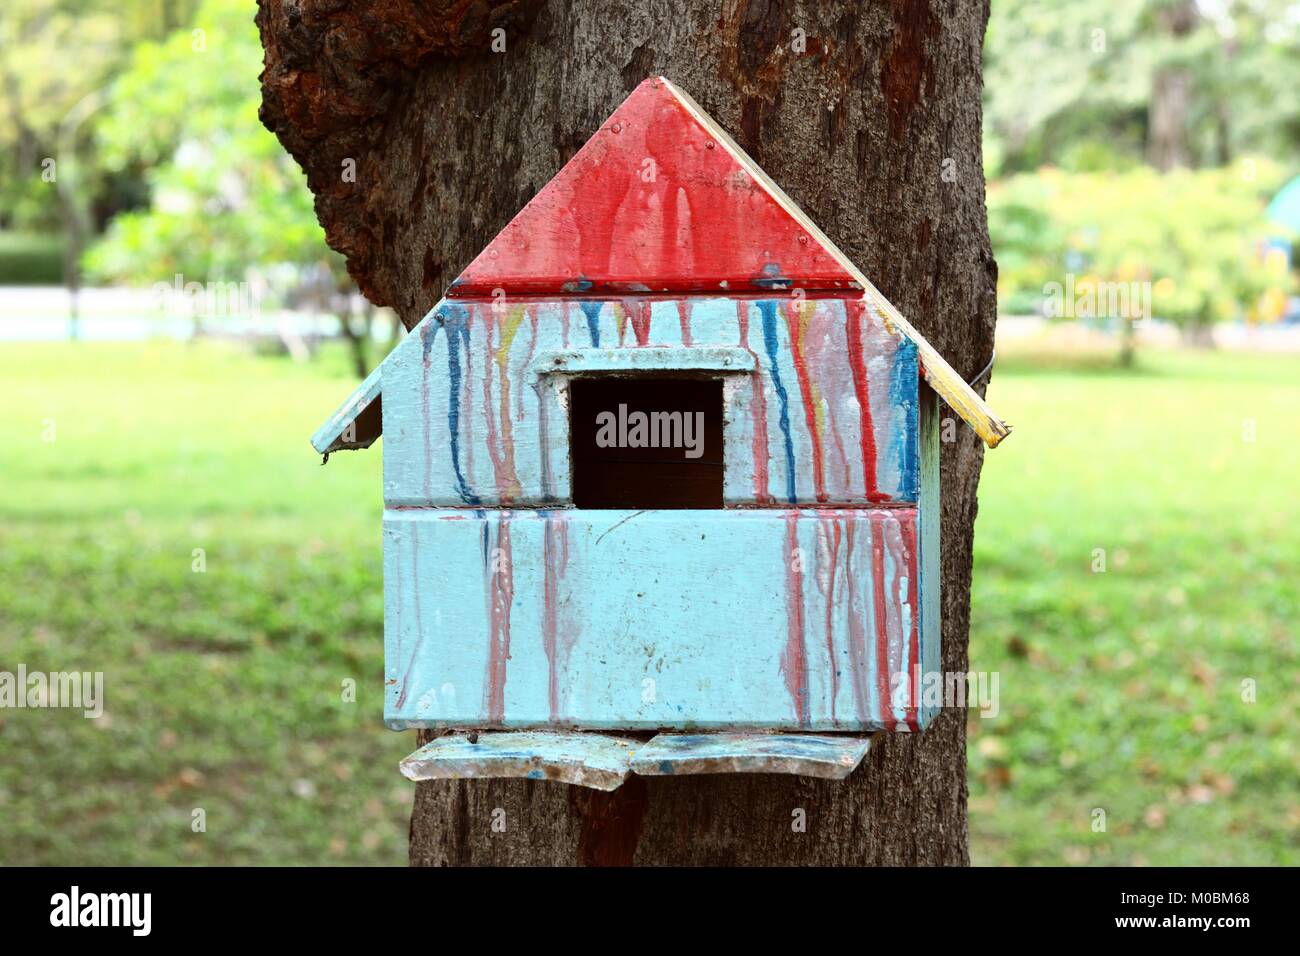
left=969, top=348, right=1300, bottom=865
left=0, top=340, right=1295, bottom=865
left=0, top=342, right=404, bottom=865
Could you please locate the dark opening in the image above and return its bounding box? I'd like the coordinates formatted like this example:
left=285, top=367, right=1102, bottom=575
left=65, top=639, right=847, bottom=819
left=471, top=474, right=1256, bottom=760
left=569, top=377, right=724, bottom=509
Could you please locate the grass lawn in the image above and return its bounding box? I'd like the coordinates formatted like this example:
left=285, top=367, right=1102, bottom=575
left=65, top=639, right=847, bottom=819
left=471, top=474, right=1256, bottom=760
left=0, top=339, right=1295, bottom=865
left=970, top=347, right=1299, bottom=865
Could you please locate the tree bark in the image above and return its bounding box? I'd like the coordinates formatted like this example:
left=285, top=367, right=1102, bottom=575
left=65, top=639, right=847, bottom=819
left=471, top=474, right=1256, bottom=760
left=1149, top=0, right=1197, bottom=171
left=259, top=0, right=997, bottom=866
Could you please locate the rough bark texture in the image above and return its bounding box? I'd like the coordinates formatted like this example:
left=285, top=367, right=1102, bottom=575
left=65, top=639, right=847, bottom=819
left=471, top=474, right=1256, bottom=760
left=259, top=0, right=996, bottom=865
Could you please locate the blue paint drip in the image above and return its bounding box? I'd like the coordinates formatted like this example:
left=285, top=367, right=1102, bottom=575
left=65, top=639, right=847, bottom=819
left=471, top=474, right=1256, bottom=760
left=890, top=339, right=920, bottom=498
left=440, top=304, right=482, bottom=505
left=758, top=300, right=797, bottom=503
left=579, top=300, right=602, bottom=347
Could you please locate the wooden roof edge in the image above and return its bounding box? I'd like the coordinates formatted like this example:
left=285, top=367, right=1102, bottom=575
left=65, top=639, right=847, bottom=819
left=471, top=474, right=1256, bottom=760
left=661, top=77, right=1011, bottom=449
left=310, top=361, right=384, bottom=456
left=867, top=294, right=1011, bottom=448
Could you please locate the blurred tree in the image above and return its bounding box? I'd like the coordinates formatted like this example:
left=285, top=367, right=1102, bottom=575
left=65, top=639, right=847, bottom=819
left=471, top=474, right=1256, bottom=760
left=83, top=0, right=382, bottom=373
left=87, top=0, right=324, bottom=280
left=0, top=0, right=200, bottom=332
left=984, top=0, right=1300, bottom=176
left=0, top=0, right=201, bottom=229
left=1149, top=0, right=1197, bottom=171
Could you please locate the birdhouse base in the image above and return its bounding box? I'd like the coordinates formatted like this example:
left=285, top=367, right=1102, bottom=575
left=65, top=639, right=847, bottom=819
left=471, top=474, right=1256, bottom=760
left=399, top=731, right=872, bottom=792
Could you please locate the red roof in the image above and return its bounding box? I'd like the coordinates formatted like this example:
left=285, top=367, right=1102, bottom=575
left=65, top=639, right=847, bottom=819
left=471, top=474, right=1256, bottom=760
left=450, top=77, right=861, bottom=297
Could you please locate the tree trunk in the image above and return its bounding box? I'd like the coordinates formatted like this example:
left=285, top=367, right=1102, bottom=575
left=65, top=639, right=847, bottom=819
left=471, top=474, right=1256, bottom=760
left=259, top=0, right=997, bottom=866
left=1149, top=0, right=1197, bottom=171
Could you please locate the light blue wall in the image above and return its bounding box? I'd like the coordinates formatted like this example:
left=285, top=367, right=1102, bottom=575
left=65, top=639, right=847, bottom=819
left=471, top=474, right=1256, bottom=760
left=380, top=296, right=919, bottom=507
left=384, top=507, right=928, bottom=732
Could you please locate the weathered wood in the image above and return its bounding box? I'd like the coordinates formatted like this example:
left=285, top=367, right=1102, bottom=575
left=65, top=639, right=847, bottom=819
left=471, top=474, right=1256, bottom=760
left=261, top=0, right=997, bottom=867
left=401, top=731, right=637, bottom=791
left=311, top=362, right=382, bottom=454
left=402, top=731, right=871, bottom=790
left=383, top=507, right=928, bottom=732
left=631, top=733, right=871, bottom=780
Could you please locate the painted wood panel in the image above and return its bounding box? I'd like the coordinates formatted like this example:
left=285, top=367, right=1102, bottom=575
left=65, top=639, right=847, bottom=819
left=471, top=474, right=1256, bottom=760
left=383, top=507, right=926, bottom=732
left=380, top=295, right=919, bottom=507
left=399, top=730, right=871, bottom=791
left=400, top=731, right=637, bottom=791
left=629, top=733, right=871, bottom=780
left=449, top=78, right=859, bottom=298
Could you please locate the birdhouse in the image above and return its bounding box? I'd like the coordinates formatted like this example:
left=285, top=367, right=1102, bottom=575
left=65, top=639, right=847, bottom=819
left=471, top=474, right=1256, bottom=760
left=312, top=77, right=1008, bottom=791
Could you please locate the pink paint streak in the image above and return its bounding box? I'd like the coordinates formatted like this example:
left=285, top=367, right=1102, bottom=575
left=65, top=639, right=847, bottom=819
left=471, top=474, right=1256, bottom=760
left=815, top=513, right=843, bottom=726
left=737, top=302, right=773, bottom=504
left=676, top=299, right=694, bottom=346
left=542, top=512, right=574, bottom=722
left=484, top=513, right=514, bottom=724
left=845, top=298, right=887, bottom=504
left=781, top=511, right=810, bottom=727
left=784, top=302, right=828, bottom=503
left=842, top=520, right=872, bottom=724
left=803, top=302, right=854, bottom=499
left=625, top=298, right=653, bottom=346
left=395, top=523, right=421, bottom=710
left=870, top=513, right=897, bottom=731
left=898, top=516, right=921, bottom=730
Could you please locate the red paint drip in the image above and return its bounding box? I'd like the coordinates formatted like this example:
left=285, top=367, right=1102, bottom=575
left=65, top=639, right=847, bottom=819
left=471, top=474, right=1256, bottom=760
left=676, top=300, right=694, bottom=346
left=870, top=513, right=897, bottom=731
left=842, top=521, right=871, bottom=724
left=626, top=298, right=653, bottom=346
left=899, top=517, right=921, bottom=730
left=781, top=512, right=810, bottom=727
left=737, top=303, right=772, bottom=504
left=484, top=513, right=514, bottom=724
left=784, top=302, right=828, bottom=503
left=561, top=300, right=571, bottom=349
left=845, top=298, right=887, bottom=503
left=542, top=513, right=574, bottom=721
left=817, top=513, right=842, bottom=726
left=804, top=302, right=855, bottom=499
